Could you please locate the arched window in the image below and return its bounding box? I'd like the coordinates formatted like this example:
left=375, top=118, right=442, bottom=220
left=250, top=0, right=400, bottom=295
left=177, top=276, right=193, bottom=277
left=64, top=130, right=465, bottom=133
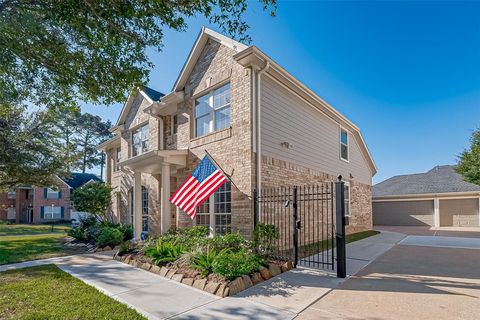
left=141, top=186, right=148, bottom=232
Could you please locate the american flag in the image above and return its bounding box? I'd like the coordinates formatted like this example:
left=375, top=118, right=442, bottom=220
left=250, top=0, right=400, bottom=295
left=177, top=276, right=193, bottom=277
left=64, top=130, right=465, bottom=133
left=170, top=155, right=228, bottom=219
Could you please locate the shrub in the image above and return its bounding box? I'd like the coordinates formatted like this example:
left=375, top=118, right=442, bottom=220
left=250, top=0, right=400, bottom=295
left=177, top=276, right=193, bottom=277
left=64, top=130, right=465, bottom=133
left=118, top=224, right=134, bottom=241
left=253, top=223, right=279, bottom=256
left=160, top=226, right=209, bottom=250
left=95, top=227, right=124, bottom=249
left=118, top=241, right=133, bottom=256
left=145, top=239, right=187, bottom=265
left=191, top=248, right=228, bottom=278
left=67, top=227, right=86, bottom=242
left=212, top=249, right=263, bottom=280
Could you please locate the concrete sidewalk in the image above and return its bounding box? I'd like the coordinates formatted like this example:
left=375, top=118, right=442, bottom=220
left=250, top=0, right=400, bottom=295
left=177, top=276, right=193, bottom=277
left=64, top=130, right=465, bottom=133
left=232, top=231, right=406, bottom=315
left=0, top=231, right=404, bottom=319
left=0, top=252, right=294, bottom=320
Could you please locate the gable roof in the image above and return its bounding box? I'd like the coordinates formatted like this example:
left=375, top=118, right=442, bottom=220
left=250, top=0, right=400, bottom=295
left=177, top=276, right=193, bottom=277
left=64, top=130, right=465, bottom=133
left=373, top=165, right=480, bottom=198
left=114, top=86, right=164, bottom=127
left=172, top=27, right=247, bottom=92
left=63, top=173, right=102, bottom=190
left=141, top=86, right=164, bottom=102
left=234, top=46, right=377, bottom=175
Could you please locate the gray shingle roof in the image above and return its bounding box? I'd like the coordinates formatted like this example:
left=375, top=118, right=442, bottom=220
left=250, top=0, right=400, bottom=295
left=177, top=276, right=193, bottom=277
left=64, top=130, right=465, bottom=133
left=373, top=165, right=480, bottom=197
left=63, top=173, right=102, bottom=190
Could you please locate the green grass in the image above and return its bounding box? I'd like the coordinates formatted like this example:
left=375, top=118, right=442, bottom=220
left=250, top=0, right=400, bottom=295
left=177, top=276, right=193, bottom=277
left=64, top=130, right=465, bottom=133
left=0, top=264, right=146, bottom=320
left=0, top=223, right=71, bottom=236
left=275, top=230, right=380, bottom=259
left=298, top=230, right=380, bottom=257
left=0, top=234, right=81, bottom=265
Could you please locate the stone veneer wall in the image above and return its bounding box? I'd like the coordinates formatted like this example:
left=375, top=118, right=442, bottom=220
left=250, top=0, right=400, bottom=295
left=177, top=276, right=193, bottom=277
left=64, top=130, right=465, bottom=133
left=260, top=155, right=373, bottom=234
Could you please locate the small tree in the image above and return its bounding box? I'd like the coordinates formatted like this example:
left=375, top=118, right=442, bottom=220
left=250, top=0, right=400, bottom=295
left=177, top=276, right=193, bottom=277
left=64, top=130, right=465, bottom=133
left=72, top=182, right=113, bottom=220
left=455, top=129, right=480, bottom=185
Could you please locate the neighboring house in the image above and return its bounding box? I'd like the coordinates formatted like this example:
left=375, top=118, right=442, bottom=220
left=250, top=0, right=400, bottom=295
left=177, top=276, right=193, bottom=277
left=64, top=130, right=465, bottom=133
left=0, top=173, right=101, bottom=224
left=373, top=165, right=480, bottom=227
left=99, top=27, right=377, bottom=239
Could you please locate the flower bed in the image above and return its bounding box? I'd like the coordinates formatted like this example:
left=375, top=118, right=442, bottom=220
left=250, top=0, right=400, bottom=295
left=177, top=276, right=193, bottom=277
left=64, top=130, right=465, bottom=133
left=114, top=225, right=293, bottom=297
left=67, top=216, right=133, bottom=252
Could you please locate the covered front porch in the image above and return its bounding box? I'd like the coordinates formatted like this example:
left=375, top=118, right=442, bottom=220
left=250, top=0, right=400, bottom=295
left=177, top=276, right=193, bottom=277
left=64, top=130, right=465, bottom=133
left=119, top=149, right=187, bottom=239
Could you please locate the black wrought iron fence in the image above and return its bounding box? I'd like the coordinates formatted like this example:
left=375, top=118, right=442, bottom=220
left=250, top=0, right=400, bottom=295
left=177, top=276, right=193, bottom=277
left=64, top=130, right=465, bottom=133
left=253, top=182, right=338, bottom=270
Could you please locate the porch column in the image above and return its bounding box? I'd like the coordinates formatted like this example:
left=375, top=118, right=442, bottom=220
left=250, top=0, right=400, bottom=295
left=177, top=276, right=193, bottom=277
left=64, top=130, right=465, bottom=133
left=161, top=163, right=171, bottom=234
left=434, top=197, right=440, bottom=227
left=134, top=172, right=143, bottom=240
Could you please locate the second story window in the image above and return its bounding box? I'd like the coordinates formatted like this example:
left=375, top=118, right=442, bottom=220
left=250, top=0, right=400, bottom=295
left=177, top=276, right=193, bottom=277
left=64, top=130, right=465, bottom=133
left=115, top=147, right=121, bottom=171
left=195, top=83, right=231, bottom=137
left=340, top=128, right=349, bottom=161
left=171, top=114, right=178, bottom=135
left=132, top=124, right=149, bottom=157
left=45, top=188, right=60, bottom=199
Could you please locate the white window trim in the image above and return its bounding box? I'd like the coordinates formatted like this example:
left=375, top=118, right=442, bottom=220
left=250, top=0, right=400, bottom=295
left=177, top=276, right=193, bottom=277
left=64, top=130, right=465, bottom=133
left=194, top=83, right=231, bottom=138
left=115, top=147, right=122, bottom=171
left=195, top=182, right=232, bottom=236
left=46, top=188, right=60, bottom=199
left=44, top=206, right=62, bottom=219
left=340, top=127, right=349, bottom=162
left=344, top=181, right=351, bottom=217
left=131, top=122, right=149, bottom=157
left=171, top=114, right=178, bottom=135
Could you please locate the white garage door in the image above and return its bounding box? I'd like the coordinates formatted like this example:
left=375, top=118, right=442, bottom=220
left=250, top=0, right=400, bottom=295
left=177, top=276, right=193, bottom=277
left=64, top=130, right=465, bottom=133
left=373, top=200, right=435, bottom=226
left=439, top=198, right=479, bottom=227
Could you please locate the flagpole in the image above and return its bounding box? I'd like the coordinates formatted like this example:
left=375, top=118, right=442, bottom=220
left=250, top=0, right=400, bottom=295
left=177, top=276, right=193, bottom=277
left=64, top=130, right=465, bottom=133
left=204, top=149, right=242, bottom=193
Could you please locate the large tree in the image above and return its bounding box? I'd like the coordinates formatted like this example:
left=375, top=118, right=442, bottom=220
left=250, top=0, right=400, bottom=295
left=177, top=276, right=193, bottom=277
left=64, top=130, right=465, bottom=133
left=455, top=129, right=480, bottom=185
left=0, top=104, right=73, bottom=190
left=0, top=0, right=276, bottom=108
left=75, top=113, right=112, bottom=173
left=0, top=0, right=276, bottom=188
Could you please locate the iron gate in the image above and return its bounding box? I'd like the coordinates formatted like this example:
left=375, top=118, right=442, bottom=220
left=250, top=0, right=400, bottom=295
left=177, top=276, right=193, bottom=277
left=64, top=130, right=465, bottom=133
left=254, top=181, right=347, bottom=277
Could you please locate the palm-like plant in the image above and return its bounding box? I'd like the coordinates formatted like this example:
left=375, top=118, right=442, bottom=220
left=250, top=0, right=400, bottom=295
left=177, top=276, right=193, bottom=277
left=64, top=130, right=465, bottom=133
left=145, top=239, right=187, bottom=265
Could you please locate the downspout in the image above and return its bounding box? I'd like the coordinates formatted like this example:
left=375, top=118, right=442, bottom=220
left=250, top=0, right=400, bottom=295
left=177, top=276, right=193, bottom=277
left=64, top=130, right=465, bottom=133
left=256, top=61, right=270, bottom=194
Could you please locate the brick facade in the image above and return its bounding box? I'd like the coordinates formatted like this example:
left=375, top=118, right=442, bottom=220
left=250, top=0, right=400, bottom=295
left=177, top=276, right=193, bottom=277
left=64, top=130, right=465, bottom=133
left=102, top=31, right=374, bottom=238
left=260, top=155, right=373, bottom=234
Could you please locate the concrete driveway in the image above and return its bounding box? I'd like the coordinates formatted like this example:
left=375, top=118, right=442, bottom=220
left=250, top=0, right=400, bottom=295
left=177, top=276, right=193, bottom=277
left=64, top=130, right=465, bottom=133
left=297, top=236, right=480, bottom=320
left=375, top=225, right=480, bottom=238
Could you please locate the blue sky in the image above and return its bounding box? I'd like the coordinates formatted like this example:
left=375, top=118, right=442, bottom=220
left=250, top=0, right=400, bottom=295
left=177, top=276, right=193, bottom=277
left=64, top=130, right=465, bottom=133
left=82, top=1, right=480, bottom=184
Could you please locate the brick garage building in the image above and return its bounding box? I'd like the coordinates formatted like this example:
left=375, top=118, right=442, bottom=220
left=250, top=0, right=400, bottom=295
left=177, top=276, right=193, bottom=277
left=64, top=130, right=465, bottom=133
left=99, top=27, right=377, bottom=240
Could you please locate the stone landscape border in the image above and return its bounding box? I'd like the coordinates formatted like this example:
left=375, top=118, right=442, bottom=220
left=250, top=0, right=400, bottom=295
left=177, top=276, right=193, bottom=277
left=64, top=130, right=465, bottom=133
left=113, top=253, right=294, bottom=297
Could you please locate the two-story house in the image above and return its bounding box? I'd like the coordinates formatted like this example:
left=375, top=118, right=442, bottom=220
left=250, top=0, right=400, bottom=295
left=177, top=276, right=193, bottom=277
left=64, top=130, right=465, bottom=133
left=99, top=27, right=377, bottom=240
left=0, top=173, right=101, bottom=224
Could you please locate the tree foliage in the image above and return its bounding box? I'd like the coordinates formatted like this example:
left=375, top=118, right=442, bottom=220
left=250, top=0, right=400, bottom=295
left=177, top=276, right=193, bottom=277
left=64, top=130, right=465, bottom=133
left=0, top=0, right=276, bottom=187
left=0, top=104, right=73, bottom=190
left=75, top=113, right=112, bottom=173
left=71, top=182, right=113, bottom=218
left=0, top=0, right=277, bottom=107
left=455, top=129, right=480, bottom=185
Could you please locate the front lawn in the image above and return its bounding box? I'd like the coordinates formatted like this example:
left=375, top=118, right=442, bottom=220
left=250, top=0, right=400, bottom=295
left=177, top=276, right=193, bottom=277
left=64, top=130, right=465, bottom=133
left=0, top=234, right=82, bottom=265
left=0, top=264, right=145, bottom=320
left=0, top=223, right=71, bottom=236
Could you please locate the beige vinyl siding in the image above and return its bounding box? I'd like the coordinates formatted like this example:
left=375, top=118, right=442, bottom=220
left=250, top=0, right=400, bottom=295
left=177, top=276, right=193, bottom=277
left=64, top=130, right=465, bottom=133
left=260, top=75, right=372, bottom=185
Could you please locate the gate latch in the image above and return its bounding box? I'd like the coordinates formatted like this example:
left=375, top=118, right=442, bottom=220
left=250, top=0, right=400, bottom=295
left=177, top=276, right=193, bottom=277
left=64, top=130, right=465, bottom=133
left=296, top=220, right=301, bottom=229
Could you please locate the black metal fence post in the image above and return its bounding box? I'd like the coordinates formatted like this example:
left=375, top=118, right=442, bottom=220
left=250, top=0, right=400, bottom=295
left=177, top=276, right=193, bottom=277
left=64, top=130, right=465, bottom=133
left=253, top=189, right=258, bottom=230
left=335, top=178, right=347, bottom=278
left=292, top=186, right=298, bottom=267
